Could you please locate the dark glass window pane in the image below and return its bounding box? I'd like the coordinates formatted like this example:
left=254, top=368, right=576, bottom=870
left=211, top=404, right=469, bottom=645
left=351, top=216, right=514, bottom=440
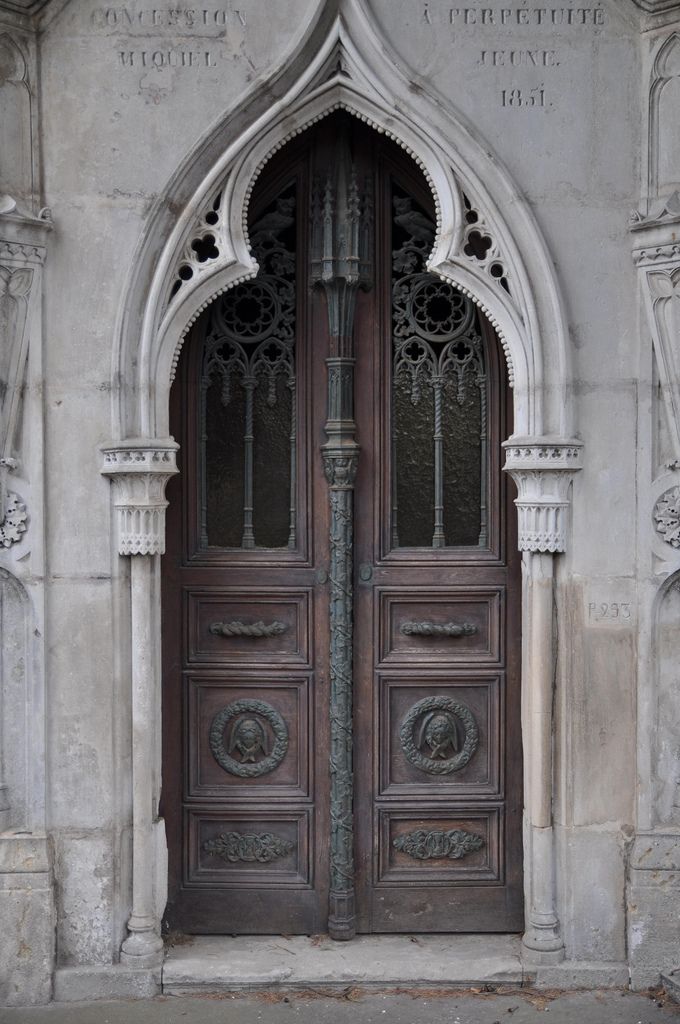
left=390, top=182, right=487, bottom=549
left=253, top=370, right=293, bottom=547
left=204, top=354, right=245, bottom=548
left=442, top=368, right=483, bottom=546
left=200, top=185, right=297, bottom=549
left=393, top=374, right=435, bottom=547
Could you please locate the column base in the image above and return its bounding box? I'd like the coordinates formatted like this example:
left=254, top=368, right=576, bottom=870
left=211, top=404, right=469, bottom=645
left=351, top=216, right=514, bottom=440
left=522, top=926, right=565, bottom=965
left=328, top=889, right=356, bottom=941
left=120, top=926, right=164, bottom=968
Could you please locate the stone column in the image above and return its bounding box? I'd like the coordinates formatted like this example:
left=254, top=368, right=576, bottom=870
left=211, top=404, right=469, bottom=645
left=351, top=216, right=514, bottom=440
left=101, top=439, right=178, bottom=966
left=503, top=438, right=583, bottom=963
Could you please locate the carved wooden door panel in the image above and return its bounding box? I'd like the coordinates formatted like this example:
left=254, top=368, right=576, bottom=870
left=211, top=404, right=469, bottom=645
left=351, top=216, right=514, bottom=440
left=163, top=146, right=334, bottom=933
left=352, top=152, right=523, bottom=932
left=162, top=115, right=522, bottom=935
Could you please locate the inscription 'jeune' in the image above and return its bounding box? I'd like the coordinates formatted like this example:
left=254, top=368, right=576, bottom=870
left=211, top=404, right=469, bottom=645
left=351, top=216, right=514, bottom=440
left=480, top=49, right=559, bottom=67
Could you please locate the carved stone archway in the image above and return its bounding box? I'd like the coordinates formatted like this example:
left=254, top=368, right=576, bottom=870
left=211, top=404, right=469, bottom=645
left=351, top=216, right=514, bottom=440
left=102, top=0, right=582, bottom=970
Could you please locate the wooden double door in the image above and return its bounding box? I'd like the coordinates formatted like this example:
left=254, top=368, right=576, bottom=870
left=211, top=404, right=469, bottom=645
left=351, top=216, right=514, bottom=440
left=162, top=115, right=523, bottom=936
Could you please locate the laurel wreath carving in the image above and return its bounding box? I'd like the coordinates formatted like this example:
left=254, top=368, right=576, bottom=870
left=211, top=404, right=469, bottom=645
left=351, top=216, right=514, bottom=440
left=399, top=695, right=478, bottom=775
left=209, top=698, right=288, bottom=778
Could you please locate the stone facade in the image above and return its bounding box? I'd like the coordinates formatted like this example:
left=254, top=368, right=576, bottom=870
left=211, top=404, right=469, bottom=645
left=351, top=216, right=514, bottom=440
left=1, top=0, right=679, bottom=1005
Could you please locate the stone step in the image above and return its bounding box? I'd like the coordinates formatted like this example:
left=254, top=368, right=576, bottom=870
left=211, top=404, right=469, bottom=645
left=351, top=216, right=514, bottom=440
left=162, top=934, right=524, bottom=994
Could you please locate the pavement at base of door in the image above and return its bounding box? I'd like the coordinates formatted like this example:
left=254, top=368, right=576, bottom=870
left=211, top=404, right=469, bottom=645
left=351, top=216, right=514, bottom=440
left=1, top=989, right=680, bottom=1024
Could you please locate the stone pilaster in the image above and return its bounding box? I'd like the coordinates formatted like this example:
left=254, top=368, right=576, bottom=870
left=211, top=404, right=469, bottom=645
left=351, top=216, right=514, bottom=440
left=504, top=438, right=583, bottom=962
left=101, top=439, right=178, bottom=966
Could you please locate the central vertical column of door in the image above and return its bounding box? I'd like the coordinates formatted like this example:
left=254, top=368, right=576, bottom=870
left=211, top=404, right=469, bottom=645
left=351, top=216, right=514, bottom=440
left=311, top=127, right=373, bottom=940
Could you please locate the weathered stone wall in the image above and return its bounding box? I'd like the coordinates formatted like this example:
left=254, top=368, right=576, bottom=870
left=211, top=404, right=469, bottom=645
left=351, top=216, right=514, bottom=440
left=1, top=0, right=679, bottom=1004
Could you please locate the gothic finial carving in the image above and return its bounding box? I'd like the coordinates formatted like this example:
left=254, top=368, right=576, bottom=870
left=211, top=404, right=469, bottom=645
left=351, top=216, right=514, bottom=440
left=503, top=440, right=583, bottom=553
left=631, top=191, right=680, bottom=231
left=311, top=122, right=373, bottom=348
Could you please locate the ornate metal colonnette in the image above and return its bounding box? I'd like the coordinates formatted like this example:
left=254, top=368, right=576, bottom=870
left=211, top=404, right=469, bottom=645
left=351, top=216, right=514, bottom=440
left=311, top=130, right=372, bottom=940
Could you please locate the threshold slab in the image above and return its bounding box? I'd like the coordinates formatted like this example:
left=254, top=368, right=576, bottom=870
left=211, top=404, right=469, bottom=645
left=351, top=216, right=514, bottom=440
left=162, top=933, right=523, bottom=994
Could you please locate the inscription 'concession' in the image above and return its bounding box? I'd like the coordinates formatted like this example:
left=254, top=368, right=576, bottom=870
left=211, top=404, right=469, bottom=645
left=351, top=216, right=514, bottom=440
left=93, top=8, right=247, bottom=28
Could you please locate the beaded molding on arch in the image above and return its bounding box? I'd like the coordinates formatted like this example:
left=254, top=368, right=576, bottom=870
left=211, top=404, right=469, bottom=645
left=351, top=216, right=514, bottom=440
left=239, top=101, right=443, bottom=259
left=168, top=266, right=259, bottom=382
left=434, top=268, right=515, bottom=387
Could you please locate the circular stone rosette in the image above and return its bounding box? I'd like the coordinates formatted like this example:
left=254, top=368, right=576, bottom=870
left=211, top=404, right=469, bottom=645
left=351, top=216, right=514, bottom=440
left=399, top=695, right=478, bottom=775
left=209, top=698, right=288, bottom=778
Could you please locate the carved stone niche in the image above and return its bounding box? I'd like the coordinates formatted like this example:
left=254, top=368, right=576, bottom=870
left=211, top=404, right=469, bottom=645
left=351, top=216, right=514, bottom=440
left=101, top=440, right=179, bottom=556
left=502, top=439, right=583, bottom=553
left=0, top=207, right=50, bottom=549
left=632, top=193, right=680, bottom=470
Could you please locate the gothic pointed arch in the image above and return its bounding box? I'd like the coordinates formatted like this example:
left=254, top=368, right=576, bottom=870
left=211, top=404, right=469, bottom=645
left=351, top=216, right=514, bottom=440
left=112, top=0, right=572, bottom=446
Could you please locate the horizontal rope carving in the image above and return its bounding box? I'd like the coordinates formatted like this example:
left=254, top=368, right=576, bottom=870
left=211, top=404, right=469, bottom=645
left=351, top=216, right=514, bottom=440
left=400, top=620, right=477, bottom=638
left=209, top=620, right=288, bottom=638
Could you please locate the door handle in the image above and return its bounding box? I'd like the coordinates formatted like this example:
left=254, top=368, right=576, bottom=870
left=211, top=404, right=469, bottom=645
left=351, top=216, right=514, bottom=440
left=400, top=620, right=477, bottom=637
left=209, top=620, right=288, bottom=638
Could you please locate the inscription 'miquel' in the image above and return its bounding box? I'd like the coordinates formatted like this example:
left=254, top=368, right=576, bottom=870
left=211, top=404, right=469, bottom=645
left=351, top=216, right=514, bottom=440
left=118, top=49, right=218, bottom=67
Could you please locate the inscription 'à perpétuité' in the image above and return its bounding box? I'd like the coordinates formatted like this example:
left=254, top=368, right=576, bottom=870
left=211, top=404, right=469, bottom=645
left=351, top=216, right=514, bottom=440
left=427, top=5, right=606, bottom=25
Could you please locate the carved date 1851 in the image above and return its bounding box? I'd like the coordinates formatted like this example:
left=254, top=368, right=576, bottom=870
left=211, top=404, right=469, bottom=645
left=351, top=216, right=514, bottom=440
left=501, top=86, right=547, bottom=108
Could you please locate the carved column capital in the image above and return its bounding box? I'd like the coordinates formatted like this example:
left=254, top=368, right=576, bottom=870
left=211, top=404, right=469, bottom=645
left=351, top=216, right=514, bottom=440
left=101, top=439, right=179, bottom=556
left=503, top=438, right=583, bottom=554
left=322, top=448, right=359, bottom=489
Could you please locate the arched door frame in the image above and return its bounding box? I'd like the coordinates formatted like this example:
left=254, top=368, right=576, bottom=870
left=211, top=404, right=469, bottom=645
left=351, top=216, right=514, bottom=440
left=102, top=0, right=582, bottom=969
